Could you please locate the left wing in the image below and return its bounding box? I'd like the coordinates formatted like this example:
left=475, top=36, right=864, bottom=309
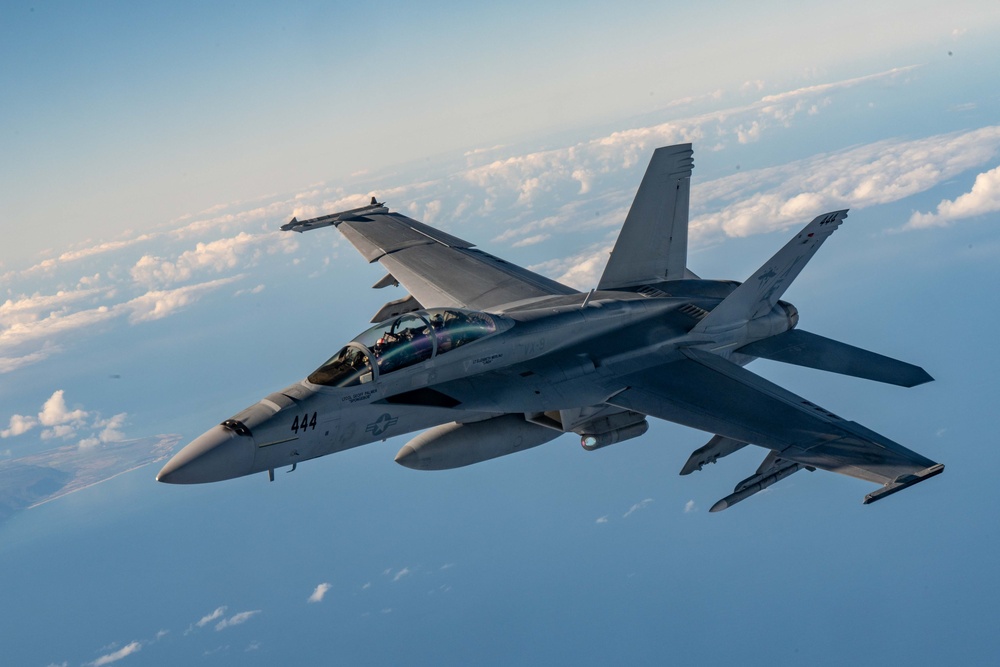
left=284, top=202, right=577, bottom=312
left=605, top=348, right=943, bottom=507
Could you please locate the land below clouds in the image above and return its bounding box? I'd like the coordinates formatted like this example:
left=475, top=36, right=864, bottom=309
left=0, top=435, right=180, bottom=523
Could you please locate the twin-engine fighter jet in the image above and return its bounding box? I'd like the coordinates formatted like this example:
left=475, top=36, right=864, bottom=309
left=157, top=144, right=943, bottom=511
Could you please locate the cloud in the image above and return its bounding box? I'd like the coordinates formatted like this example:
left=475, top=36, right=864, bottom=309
left=235, top=284, right=265, bottom=297
left=684, top=500, right=697, bottom=513
left=0, top=64, right=964, bottom=381
left=1, top=265, right=243, bottom=374
left=906, top=164, right=1000, bottom=229
left=86, top=641, right=141, bottom=667
left=623, top=498, right=653, bottom=518
left=0, top=303, right=118, bottom=360
left=690, top=125, right=1000, bottom=240
left=0, top=288, right=107, bottom=326
left=464, top=144, right=506, bottom=157
left=596, top=515, right=609, bottom=524
left=0, top=344, right=62, bottom=374
left=80, top=412, right=129, bottom=449
left=215, top=609, right=261, bottom=631
left=758, top=66, right=918, bottom=107
left=95, top=413, right=127, bottom=442
left=58, top=236, right=155, bottom=264
left=130, top=231, right=296, bottom=287
left=512, top=234, right=550, bottom=248
left=424, top=200, right=442, bottom=222
left=393, top=567, right=411, bottom=582
left=196, top=606, right=228, bottom=628
left=30, top=389, right=89, bottom=440
left=528, top=241, right=613, bottom=290
left=1, top=413, right=37, bottom=438
left=41, top=424, right=76, bottom=440
left=287, top=119, right=1000, bottom=299
left=308, top=582, right=331, bottom=603
left=2, top=390, right=133, bottom=449
left=170, top=197, right=302, bottom=240
left=39, top=390, right=88, bottom=427
left=122, top=276, right=243, bottom=323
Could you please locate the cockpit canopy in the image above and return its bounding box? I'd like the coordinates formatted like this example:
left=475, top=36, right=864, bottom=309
left=308, top=308, right=507, bottom=387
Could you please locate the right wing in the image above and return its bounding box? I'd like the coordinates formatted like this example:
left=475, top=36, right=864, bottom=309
left=605, top=348, right=943, bottom=507
left=284, top=202, right=577, bottom=313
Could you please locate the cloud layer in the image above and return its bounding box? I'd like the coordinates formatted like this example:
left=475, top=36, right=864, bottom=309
left=4, top=65, right=996, bottom=376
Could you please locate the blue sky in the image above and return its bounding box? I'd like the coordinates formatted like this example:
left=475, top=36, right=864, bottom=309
left=3, top=2, right=1000, bottom=666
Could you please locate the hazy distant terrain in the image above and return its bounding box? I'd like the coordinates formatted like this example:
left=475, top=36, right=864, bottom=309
left=0, top=435, right=179, bottom=523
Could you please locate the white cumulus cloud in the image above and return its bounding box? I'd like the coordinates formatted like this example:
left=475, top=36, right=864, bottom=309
left=2, top=390, right=132, bottom=448
left=308, top=582, right=331, bottom=603
left=906, top=164, right=1000, bottom=229
left=38, top=389, right=87, bottom=426
left=37, top=389, right=88, bottom=439
left=1, top=413, right=37, bottom=438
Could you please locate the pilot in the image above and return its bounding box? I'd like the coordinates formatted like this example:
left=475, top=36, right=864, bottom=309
left=373, top=331, right=398, bottom=358
left=429, top=312, right=453, bottom=353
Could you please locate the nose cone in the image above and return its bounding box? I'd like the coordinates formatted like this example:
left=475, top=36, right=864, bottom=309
left=157, top=425, right=255, bottom=484
left=394, top=444, right=422, bottom=470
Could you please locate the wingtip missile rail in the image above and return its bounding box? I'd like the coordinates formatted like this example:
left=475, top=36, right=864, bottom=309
left=282, top=197, right=387, bottom=233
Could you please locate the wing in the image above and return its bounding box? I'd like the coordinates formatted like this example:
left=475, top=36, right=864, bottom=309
left=605, top=348, right=943, bottom=506
left=284, top=203, right=577, bottom=313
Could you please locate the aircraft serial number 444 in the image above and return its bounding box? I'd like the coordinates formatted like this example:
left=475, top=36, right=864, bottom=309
left=157, top=144, right=943, bottom=512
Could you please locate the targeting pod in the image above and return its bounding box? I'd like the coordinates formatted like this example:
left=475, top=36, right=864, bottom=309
left=580, top=419, right=649, bottom=451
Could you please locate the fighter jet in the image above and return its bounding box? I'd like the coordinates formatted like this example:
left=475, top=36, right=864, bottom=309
left=157, top=144, right=943, bottom=511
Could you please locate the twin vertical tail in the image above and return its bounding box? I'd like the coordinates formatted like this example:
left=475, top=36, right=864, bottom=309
left=692, top=210, right=848, bottom=335
left=598, top=144, right=695, bottom=290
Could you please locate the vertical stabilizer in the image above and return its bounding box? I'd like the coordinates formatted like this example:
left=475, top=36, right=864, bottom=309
left=598, top=144, right=694, bottom=290
left=693, top=210, right=847, bottom=334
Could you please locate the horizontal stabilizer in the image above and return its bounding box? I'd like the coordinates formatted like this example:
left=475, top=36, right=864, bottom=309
left=679, top=435, right=748, bottom=475
left=738, top=329, right=934, bottom=387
